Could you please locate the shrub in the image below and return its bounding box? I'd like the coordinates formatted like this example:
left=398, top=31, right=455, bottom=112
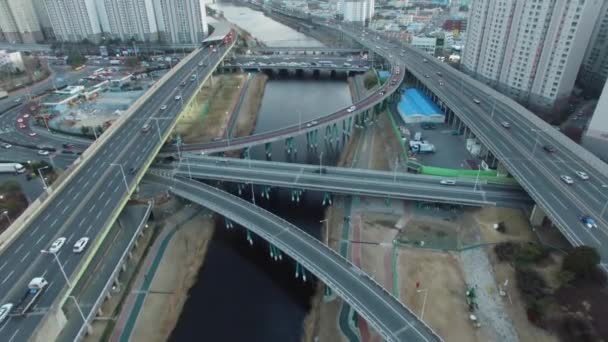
left=554, top=270, right=576, bottom=287
left=562, top=246, right=600, bottom=279
left=516, top=266, right=550, bottom=304
left=516, top=243, right=548, bottom=264
left=0, top=180, right=22, bottom=194
left=559, top=316, right=598, bottom=342
left=494, top=242, right=519, bottom=263
left=363, top=73, right=378, bottom=89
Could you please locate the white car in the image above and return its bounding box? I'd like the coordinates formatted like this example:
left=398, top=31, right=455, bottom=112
left=0, top=303, right=13, bottom=323
left=560, top=175, right=574, bottom=185
left=1, top=143, right=11, bottom=149
left=440, top=179, right=456, bottom=185
left=473, top=98, right=481, bottom=104
left=29, top=132, right=37, bottom=137
left=23, top=114, right=30, bottom=118
left=49, top=237, right=66, bottom=253
left=174, top=95, right=181, bottom=101
left=575, top=171, right=589, bottom=180
left=37, top=150, right=49, bottom=156
left=346, top=105, right=357, bottom=113
left=73, top=237, right=89, bottom=253
left=160, top=105, right=167, bottom=111
left=501, top=121, right=511, bottom=129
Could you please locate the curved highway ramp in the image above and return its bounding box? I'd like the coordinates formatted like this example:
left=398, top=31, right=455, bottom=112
left=143, top=173, right=443, bottom=342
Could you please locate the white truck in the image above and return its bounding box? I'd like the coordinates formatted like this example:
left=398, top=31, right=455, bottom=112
left=0, top=163, right=25, bottom=174
left=14, top=277, right=48, bottom=315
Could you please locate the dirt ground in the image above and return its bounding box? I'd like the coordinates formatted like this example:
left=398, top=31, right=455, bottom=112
left=130, top=213, right=215, bottom=342
left=398, top=248, right=485, bottom=341
left=473, top=207, right=536, bottom=244
left=174, top=74, right=246, bottom=143
left=371, top=112, right=402, bottom=171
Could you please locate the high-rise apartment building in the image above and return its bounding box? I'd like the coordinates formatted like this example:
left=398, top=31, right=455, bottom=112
left=153, top=0, right=208, bottom=45
left=43, top=0, right=104, bottom=42
left=99, top=0, right=159, bottom=42
left=0, top=0, right=43, bottom=43
left=579, top=1, right=608, bottom=94
left=462, top=0, right=603, bottom=115
left=31, top=0, right=54, bottom=40
left=341, top=0, right=374, bottom=22
left=582, top=80, right=608, bottom=162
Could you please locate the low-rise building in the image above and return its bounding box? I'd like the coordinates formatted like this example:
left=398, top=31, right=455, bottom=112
left=411, top=36, right=436, bottom=56
left=0, top=50, right=24, bottom=72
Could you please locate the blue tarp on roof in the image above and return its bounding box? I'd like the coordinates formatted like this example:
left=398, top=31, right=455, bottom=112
left=397, top=88, right=445, bottom=123
left=378, top=71, right=390, bottom=81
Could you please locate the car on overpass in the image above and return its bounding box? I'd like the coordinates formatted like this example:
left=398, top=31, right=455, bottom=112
left=501, top=121, right=511, bottom=129
left=579, top=215, right=598, bottom=229
left=473, top=98, right=481, bottom=104
left=575, top=171, right=589, bottom=180
left=543, top=144, right=556, bottom=153
left=346, top=105, right=357, bottom=113
left=0, top=303, right=12, bottom=323
left=560, top=175, right=574, bottom=185
left=440, top=179, right=456, bottom=185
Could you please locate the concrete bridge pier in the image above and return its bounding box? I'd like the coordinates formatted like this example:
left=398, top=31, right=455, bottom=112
left=530, top=205, right=546, bottom=226
left=496, top=160, right=509, bottom=176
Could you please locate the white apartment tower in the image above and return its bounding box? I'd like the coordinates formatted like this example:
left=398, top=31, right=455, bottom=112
left=462, top=0, right=604, bottom=115
left=100, top=0, right=159, bottom=42
left=579, top=1, right=608, bottom=93
left=43, top=0, right=104, bottom=42
left=582, top=80, right=608, bottom=162
left=343, top=0, right=366, bottom=22
left=153, top=0, right=208, bottom=45
left=0, top=0, right=43, bottom=43
left=31, top=0, right=54, bottom=40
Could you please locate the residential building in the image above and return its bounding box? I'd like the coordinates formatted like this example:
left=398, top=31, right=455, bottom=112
left=43, top=0, right=104, bottom=42
left=100, top=0, right=159, bottom=42
left=462, top=0, right=604, bottom=115
left=442, top=18, right=467, bottom=32
left=411, top=36, right=436, bottom=55
left=0, top=0, right=43, bottom=43
left=582, top=80, right=608, bottom=162
left=32, top=0, right=54, bottom=40
left=342, top=0, right=366, bottom=22
left=0, top=50, right=24, bottom=72
left=153, top=0, right=208, bottom=45
left=579, top=1, right=608, bottom=94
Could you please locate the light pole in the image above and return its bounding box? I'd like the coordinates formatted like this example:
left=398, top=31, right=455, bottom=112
left=416, top=288, right=429, bottom=320
left=473, top=165, right=481, bottom=192
left=37, top=166, right=49, bottom=189
left=319, top=151, right=324, bottom=172
left=41, top=249, right=72, bottom=288
left=2, top=210, right=11, bottom=225
left=68, top=295, right=88, bottom=325
left=110, top=163, right=129, bottom=192
left=320, top=219, right=329, bottom=245
left=393, top=157, right=399, bottom=182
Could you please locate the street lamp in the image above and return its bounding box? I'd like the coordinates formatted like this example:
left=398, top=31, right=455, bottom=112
left=416, top=288, right=429, bottom=320
left=319, top=151, right=324, bottom=173
left=37, top=166, right=49, bottom=189
left=40, top=249, right=72, bottom=288
left=110, top=163, right=129, bottom=192
left=2, top=210, right=11, bottom=225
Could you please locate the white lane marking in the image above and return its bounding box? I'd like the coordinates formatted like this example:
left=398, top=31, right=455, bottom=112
left=67, top=187, right=74, bottom=195
left=551, top=193, right=567, bottom=209
left=95, top=211, right=102, bottom=220
left=7, top=328, right=18, bottom=342
left=92, top=170, right=98, bottom=178
left=113, top=187, right=119, bottom=193
left=1, top=270, right=14, bottom=284
left=61, top=206, right=69, bottom=214
left=83, top=180, right=90, bottom=188
left=43, top=213, right=51, bottom=221
left=29, top=225, right=40, bottom=237
left=0, top=261, right=7, bottom=272
left=35, top=233, right=47, bottom=245
left=100, top=191, right=105, bottom=198
left=0, top=317, right=11, bottom=333
left=89, top=204, right=96, bottom=213
left=51, top=218, right=58, bottom=227
left=85, top=225, right=93, bottom=235
left=20, top=251, right=30, bottom=263
left=78, top=217, right=86, bottom=227
left=14, top=244, right=23, bottom=254
left=104, top=198, right=111, bottom=207
left=57, top=199, right=64, bottom=207
left=67, top=233, right=74, bottom=242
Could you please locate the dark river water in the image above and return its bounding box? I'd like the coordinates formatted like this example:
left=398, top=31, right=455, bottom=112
left=169, top=5, right=353, bottom=342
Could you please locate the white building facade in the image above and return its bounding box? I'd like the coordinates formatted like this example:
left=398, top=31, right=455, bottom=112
left=0, top=0, right=43, bottom=43
left=579, top=1, right=608, bottom=93
left=100, top=0, right=159, bottom=42
left=582, top=80, right=608, bottom=162
left=462, top=0, right=604, bottom=114
left=153, top=0, right=208, bottom=45
left=43, top=0, right=104, bottom=42
left=411, top=36, right=436, bottom=55
left=341, top=0, right=374, bottom=22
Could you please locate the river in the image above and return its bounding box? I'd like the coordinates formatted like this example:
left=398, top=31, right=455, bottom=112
left=169, top=5, right=351, bottom=342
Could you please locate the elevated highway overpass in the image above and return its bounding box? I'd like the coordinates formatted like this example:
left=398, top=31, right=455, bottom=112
left=251, top=46, right=363, bottom=55
left=143, top=172, right=443, bottom=342
left=271, top=12, right=608, bottom=267
left=0, top=39, right=236, bottom=340
left=154, top=155, right=532, bottom=208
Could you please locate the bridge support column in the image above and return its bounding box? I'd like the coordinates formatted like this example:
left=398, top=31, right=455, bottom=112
left=295, top=262, right=307, bottom=282
left=530, top=205, right=546, bottom=226
left=496, top=160, right=509, bottom=177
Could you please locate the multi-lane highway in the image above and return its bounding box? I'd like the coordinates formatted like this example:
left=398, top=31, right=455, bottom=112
left=0, top=41, right=234, bottom=340
left=322, top=20, right=608, bottom=265
left=226, top=55, right=371, bottom=71
left=144, top=172, right=443, bottom=342
left=154, top=155, right=531, bottom=208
